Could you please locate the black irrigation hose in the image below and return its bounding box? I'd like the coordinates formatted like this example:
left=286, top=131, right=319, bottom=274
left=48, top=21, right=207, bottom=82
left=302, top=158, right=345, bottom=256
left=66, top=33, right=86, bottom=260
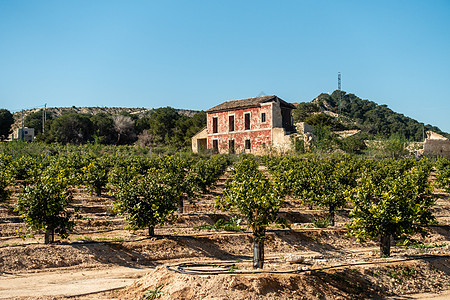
left=166, top=254, right=448, bottom=276
left=167, top=262, right=237, bottom=275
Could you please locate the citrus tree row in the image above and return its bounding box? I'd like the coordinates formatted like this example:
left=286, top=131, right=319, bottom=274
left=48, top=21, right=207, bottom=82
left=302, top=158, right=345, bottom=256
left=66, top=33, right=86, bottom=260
left=264, top=155, right=436, bottom=257
left=0, top=151, right=231, bottom=243
left=0, top=147, right=445, bottom=269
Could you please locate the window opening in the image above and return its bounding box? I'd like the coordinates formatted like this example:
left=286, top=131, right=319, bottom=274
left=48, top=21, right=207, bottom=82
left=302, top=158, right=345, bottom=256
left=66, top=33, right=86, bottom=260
left=213, top=140, right=219, bottom=154
left=245, top=139, right=251, bottom=150
left=244, top=113, right=250, bottom=130
left=229, top=140, right=235, bottom=154
left=229, top=115, right=235, bottom=132
left=212, top=117, right=218, bottom=133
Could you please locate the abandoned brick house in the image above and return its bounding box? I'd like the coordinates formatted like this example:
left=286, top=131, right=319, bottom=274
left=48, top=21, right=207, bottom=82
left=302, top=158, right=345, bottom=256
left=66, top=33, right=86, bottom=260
left=191, top=95, right=296, bottom=154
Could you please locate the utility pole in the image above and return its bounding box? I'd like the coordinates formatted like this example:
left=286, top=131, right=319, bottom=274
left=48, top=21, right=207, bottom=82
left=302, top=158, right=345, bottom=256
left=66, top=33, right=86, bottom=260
left=21, top=110, right=24, bottom=141
left=42, top=103, right=47, bottom=134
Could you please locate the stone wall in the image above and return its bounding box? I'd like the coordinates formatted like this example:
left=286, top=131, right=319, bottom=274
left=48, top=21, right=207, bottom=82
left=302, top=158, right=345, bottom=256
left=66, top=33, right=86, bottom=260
left=424, top=139, right=450, bottom=158
left=191, top=127, right=208, bottom=154
left=206, top=103, right=273, bottom=154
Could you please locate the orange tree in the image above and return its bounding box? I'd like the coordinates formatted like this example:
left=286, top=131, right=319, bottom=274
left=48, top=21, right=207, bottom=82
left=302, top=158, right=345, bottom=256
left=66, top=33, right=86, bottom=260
left=190, top=155, right=230, bottom=193
left=347, top=159, right=435, bottom=257
left=113, top=168, right=178, bottom=236
left=152, top=155, right=196, bottom=213
left=435, top=157, right=450, bottom=193
left=267, top=156, right=360, bottom=226
left=216, top=156, right=285, bottom=269
left=0, top=154, right=13, bottom=202
left=81, top=156, right=111, bottom=196
left=16, top=171, right=74, bottom=244
left=306, top=157, right=360, bottom=226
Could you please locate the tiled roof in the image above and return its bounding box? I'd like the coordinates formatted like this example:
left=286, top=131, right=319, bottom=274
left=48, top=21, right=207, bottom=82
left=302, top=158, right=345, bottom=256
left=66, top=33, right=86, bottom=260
left=206, top=95, right=296, bottom=113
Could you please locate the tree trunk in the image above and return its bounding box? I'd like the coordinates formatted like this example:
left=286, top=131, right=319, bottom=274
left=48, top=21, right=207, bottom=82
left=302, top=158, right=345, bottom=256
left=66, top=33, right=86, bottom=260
left=44, top=228, right=54, bottom=244
left=116, top=133, right=121, bottom=145
left=380, top=234, right=391, bottom=257
left=95, top=186, right=102, bottom=196
left=148, top=226, right=155, bottom=237
left=178, top=197, right=184, bottom=214
left=253, top=236, right=265, bottom=269
left=328, top=206, right=335, bottom=227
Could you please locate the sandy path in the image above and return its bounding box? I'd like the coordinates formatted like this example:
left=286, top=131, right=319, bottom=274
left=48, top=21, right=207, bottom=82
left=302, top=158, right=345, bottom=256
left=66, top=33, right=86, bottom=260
left=389, top=290, right=450, bottom=300
left=0, top=266, right=154, bottom=299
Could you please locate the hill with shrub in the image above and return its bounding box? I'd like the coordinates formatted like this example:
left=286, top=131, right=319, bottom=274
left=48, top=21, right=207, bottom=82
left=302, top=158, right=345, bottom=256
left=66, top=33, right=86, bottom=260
left=293, top=90, right=449, bottom=141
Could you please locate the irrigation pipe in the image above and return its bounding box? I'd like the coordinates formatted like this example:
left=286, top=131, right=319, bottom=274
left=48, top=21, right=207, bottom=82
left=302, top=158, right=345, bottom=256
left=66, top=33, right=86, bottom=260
left=166, top=254, right=448, bottom=276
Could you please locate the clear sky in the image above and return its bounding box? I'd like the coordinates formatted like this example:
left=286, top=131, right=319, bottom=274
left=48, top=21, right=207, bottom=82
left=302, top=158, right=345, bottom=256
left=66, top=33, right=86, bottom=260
left=1, top=0, right=449, bottom=132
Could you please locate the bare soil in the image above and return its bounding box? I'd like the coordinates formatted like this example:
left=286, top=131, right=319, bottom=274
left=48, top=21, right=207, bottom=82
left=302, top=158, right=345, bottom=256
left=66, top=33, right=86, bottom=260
left=1, top=175, right=449, bottom=299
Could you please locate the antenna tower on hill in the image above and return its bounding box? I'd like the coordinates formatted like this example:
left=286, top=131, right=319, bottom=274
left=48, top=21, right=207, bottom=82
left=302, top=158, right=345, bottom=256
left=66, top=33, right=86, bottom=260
left=338, top=72, right=341, bottom=91
left=338, top=72, right=342, bottom=116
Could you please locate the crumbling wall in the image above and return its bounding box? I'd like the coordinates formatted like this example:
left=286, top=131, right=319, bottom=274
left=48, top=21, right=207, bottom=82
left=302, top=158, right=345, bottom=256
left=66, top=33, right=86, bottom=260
left=191, top=127, right=208, bottom=153
left=426, top=131, right=448, bottom=140
left=424, top=139, right=450, bottom=158
left=272, top=101, right=282, bottom=128
left=295, top=122, right=316, bottom=151
left=271, top=128, right=294, bottom=154
left=295, top=122, right=314, bottom=135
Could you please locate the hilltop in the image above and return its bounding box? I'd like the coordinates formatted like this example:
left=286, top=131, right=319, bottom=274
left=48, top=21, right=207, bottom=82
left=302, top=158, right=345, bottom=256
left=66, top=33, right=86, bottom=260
left=11, top=106, right=198, bottom=131
left=294, top=90, right=450, bottom=141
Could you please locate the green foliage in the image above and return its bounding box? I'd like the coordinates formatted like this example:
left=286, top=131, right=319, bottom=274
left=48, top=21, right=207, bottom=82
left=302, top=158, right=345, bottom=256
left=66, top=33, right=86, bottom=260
left=217, top=156, right=285, bottom=268
left=141, top=284, right=164, bottom=300
left=291, top=136, right=305, bottom=154
left=269, top=155, right=361, bottom=225
left=24, top=109, right=54, bottom=137
left=435, top=157, right=450, bottom=193
left=347, top=159, right=435, bottom=256
left=384, top=267, right=417, bottom=281
left=194, top=216, right=242, bottom=232
left=153, top=155, right=196, bottom=199
left=82, top=157, right=110, bottom=196
left=142, top=107, right=182, bottom=145
left=51, top=152, right=92, bottom=186
left=15, top=106, right=206, bottom=148
left=136, top=108, right=206, bottom=149
left=312, top=217, right=330, bottom=228
left=45, top=112, right=95, bottom=144
left=311, top=126, right=341, bottom=152
left=305, top=113, right=334, bottom=128
left=172, top=111, right=206, bottom=147
left=108, top=157, right=149, bottom=188
left=10, top=155, right=44, bottom=181
left=90, top=113, right=116, bottom=144
left=113, top=169, right=179, bottom=235
left=410, top=242, right=446, bottom=249
left=315, top=91, right=449, bottom=141
left=16, top=173, right=75, bottom=243
left=339, top=134, right=367, bottom=154
left=190, top=155, right=230, bottom=193
left=384, top=135, right=408, bottom=158
left=0, top=167, right=12, bottom=202
left=292, top=102, right=320, bottom=123
left=0, top=109, right=14, bottom=141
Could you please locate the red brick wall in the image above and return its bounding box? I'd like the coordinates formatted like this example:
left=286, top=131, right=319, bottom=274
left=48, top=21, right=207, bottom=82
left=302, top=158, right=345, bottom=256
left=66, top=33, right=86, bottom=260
left=207, top=104, right=273, bottom=154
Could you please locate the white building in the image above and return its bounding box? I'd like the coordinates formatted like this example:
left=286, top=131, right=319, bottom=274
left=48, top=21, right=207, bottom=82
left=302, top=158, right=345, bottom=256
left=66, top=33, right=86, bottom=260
left=12, top=127, right=35, bottom=142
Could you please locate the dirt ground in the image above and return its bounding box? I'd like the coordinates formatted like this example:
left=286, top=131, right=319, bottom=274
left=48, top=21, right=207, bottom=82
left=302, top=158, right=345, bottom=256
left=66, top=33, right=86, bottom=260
left=1, top=174, right=449, bottom=299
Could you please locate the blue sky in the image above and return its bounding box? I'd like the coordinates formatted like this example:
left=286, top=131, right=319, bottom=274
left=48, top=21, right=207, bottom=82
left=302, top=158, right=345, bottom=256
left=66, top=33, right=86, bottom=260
left=1, top=0, right=449, bottom=132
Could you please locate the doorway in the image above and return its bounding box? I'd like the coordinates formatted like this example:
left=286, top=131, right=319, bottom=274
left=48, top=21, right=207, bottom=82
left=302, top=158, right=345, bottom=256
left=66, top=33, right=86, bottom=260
left=229, top=140, right=235, bottom=154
